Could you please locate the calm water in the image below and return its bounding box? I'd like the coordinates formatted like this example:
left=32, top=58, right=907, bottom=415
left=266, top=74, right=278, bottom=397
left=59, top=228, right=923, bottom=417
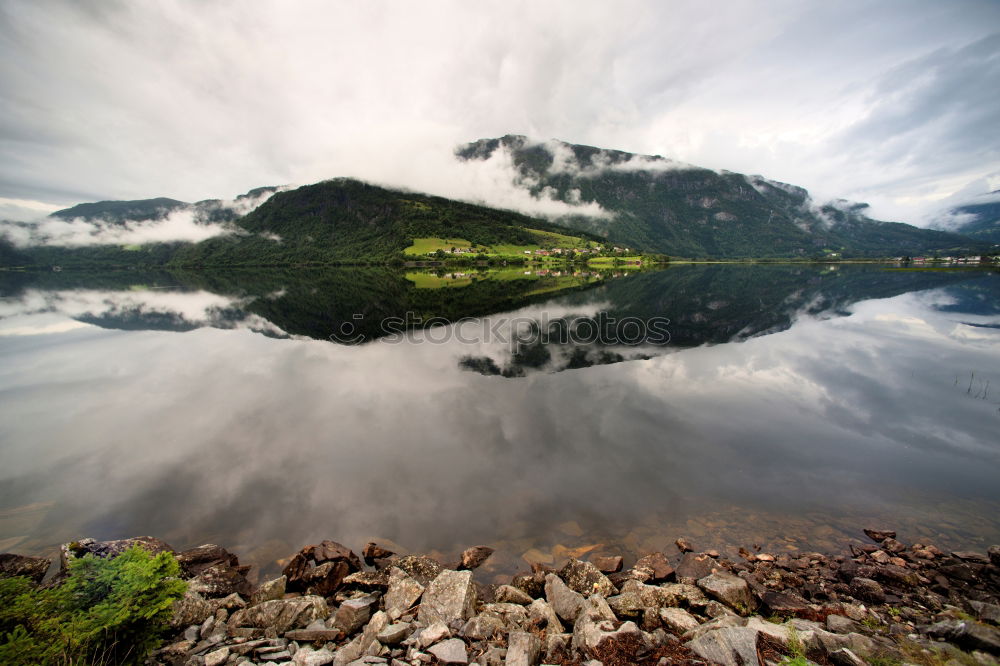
left=1, top=264, right=998, bottom=582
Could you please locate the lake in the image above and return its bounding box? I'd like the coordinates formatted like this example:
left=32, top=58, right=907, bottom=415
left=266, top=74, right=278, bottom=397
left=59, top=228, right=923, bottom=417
left=0, top=263, right=998, bottom=582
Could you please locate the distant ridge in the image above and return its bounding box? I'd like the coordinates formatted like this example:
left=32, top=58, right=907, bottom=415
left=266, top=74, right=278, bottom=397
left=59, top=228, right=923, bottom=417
left=458, top=135, right=987, bottom=258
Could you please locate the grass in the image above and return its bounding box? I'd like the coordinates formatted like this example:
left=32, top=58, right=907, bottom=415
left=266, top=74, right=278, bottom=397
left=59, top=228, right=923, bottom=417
left=403, top=237, right=477, bottom=256
left=587, top=256, right=645, bottom=266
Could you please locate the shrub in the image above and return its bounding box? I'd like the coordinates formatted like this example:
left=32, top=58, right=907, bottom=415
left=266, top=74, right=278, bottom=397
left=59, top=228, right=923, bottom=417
left=0, top=545, right=187, bottom=665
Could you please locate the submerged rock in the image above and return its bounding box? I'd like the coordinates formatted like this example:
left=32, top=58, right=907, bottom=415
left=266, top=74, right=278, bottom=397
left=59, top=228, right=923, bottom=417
left=458, top=545, right=494, bottom=570
left=0, top=553, right=50, bottom=583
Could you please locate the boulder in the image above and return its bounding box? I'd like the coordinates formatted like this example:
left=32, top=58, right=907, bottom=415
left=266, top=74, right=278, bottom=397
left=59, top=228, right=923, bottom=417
left=376, top=621, right=413, bottom=645
left=559, top=558, right=616, bottom=597
left=505, top=631, right=541, bottom=666
left=925, top=619, right=1000, bottom=655
left=309, top=540, right=362, bottom=570
left=293, top=646, right=336, bottom=666
left=204, top=646, right=230, bottom=666
left=849, top=577, right=885, bottom=604
left=697, top=571, right=755, bottom=614
left=251, top=575, right=287, bottom=605
left=333, top=593, right=379, bottom=634
left=527, top=598, right=564, bottom=633
left=60, top=536, right=173, bottom=571
left=187, top=561, right=252, bottom=598
left=418, top=569, right=476, bottom=625
left=761, top=589, right=810, bottom=616
left=170, top=589, right=214, bottom=628
left=660, top=607, right=701, bottom=634
left=391, top=554, right=442, bottom=586
left=228, top=595, right=329, bottom=634
left=682, top=615, right=748, bottom=642
left=829, top=648, right=867, bottom=666
left=305, top=560, right=351, bottom=597
left=686, top=626, right=761, bottom=666
left=0, top=553, right=50, bottom=583
left=675, top=538, right=695, bottom=553
left=383, top=566, right=423, bottom=620
left=631, top=552, right=674, bottom=582
left=969, top=600, right=1000, bottom=626
left=675, top=552, right=716, bottom=583
left=572, top=610, right=644, bottom=663
left=176, top=544, right=240, bottom=577
left=428, top=638, right=468, bottom=665
left=545, top=573, right=586, bottom=623
left=417, top=620, right=451, bottom=648
left=494, top=584, right=534, bottom=605
left=590, top=555, right=623, bottom=574
left=332, top=610, right=387, bottom=665
left=341, top=569, right=390, bottom=590
left=362, top=542, right=395, bottom=565
left=459, top=545, right=494, bottom=570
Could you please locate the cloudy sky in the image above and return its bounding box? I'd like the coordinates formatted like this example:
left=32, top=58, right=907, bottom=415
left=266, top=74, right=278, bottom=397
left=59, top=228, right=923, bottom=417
left=1, top=0, right=998, bottom=225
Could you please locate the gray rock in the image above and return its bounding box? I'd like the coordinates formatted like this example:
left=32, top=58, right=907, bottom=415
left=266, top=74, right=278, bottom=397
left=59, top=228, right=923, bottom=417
left=334, top=593, right=380, bottom=634
left=229, top=595, right=329, bottom=634
left=559, top=559, right=616, bottom=597
left=204, top=646, right=230, bottom=666
left=494, top=584, right=534, bottom=605
left=377, top=622, right=413, bottom=645
left=970, top=600, right=1000, bottom=627
left=526, top=598, right=564, bottom=633
left=293, top=646, right=336, bottom=666
left=0, top=553, right=51, bottom=584
left=697, top=571, right=754, bottom=614
left=658, top=582, right=709, bottom=608
left=827, top=614, right=860, bottom=633
left=829, top=648, right=867, bottom=666
left=384, top=567, right=424, bottom=620
left=210, top=592, right=246, bottom=612
left=416, top=620, right=451, bottom=648
left=545, top=573, right=586, bottom=623
left=505, top=631, right=540, bottom=666
left=460, top=613, right=506, bottom=640
left=659, top=607, right=700, bottom=634
left=252, top=576, right=287, bottom=605
left=925, top=619, right=1000, bottom=654
left=334, top=610, right=388, bottom=666
left=418, top=569, right=476, bottom=626
left=686, top=626, right=761, bottom=666
left=171, top=589, right=214, bottom=628
left=428, top=638, right=468, bottom=665
left=572, top=611, right=644, bottom=661
left=543, top=633, right=571, bottom=663
left=682, top=615, right=748, bottom=641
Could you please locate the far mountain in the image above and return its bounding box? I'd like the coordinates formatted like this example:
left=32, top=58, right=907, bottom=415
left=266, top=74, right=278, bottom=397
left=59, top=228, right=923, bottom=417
left=935, top=191, right=1000, bottom=244
left=457, top=135, right=986, bottom=258
left=51, top=197, right=188, bottom=222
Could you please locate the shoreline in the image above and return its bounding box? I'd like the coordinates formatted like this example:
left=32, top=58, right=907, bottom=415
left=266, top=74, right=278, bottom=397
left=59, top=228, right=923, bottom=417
left=4, top=528, right=998, bottom=665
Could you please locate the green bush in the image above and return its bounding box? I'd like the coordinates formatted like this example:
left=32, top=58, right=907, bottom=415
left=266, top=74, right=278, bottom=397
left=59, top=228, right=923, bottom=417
left=0, top=545, right=187, bottom=665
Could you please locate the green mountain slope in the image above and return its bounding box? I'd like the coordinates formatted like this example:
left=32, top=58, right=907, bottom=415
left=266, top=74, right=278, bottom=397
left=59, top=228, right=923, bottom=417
left=170, top=178, right=601, bottom=266
left=457, top=135, right=986, bottom=258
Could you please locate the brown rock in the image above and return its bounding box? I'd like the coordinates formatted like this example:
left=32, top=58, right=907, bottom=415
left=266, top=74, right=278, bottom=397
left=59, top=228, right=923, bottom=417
left=176, top=544, right=240, bottom=577
left=304, top=560, right=350, bottom=597
left=188, top=562, right=252, bottom=598
left=675, top=538, right=694, bottom=553
left=863, top=529, right=896, bottom=543
left=632, top=552, right=674, bottom=582
left=362, top=542, right=394, bottom=564
left=0, top=553, right=51, bottom=584
left=881, top=538, right=906, bottom=554
left=676, top=552, right=716, bottom=583
left=281, top=552, right=312, bottom=590
left=590, top=555, right=623, bottom=574
left=849, top=577, right=885, bottom=604
left=308, top=540, right=361, bottom=571
left=459, top=545, right=494, bottom=570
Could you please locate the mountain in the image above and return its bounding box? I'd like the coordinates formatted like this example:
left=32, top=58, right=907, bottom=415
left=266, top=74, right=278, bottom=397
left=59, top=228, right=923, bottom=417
left=937, top=191, right=1000, bottom=244
left=51, top=197, right=188, bottom=222
left=457, top=135, right=986, bottom=258
left=170, top=177, right=601, bottom=266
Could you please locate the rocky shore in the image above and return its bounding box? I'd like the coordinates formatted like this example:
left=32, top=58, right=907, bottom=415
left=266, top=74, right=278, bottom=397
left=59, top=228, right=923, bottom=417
left=2, top=529, right=999, bottom=666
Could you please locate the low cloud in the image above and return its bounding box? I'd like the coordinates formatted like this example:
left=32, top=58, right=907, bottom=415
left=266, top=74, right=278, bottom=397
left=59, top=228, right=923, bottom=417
left=0, top=188, right=282, bottom=247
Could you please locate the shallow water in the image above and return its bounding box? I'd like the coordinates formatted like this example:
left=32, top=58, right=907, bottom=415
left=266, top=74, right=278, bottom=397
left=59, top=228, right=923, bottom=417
left=1, top=264, right=998, bottom=580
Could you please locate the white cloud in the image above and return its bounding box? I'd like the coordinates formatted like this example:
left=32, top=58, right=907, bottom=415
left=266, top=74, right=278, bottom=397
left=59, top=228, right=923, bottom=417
left=1, top=1, right=998, bottom=227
